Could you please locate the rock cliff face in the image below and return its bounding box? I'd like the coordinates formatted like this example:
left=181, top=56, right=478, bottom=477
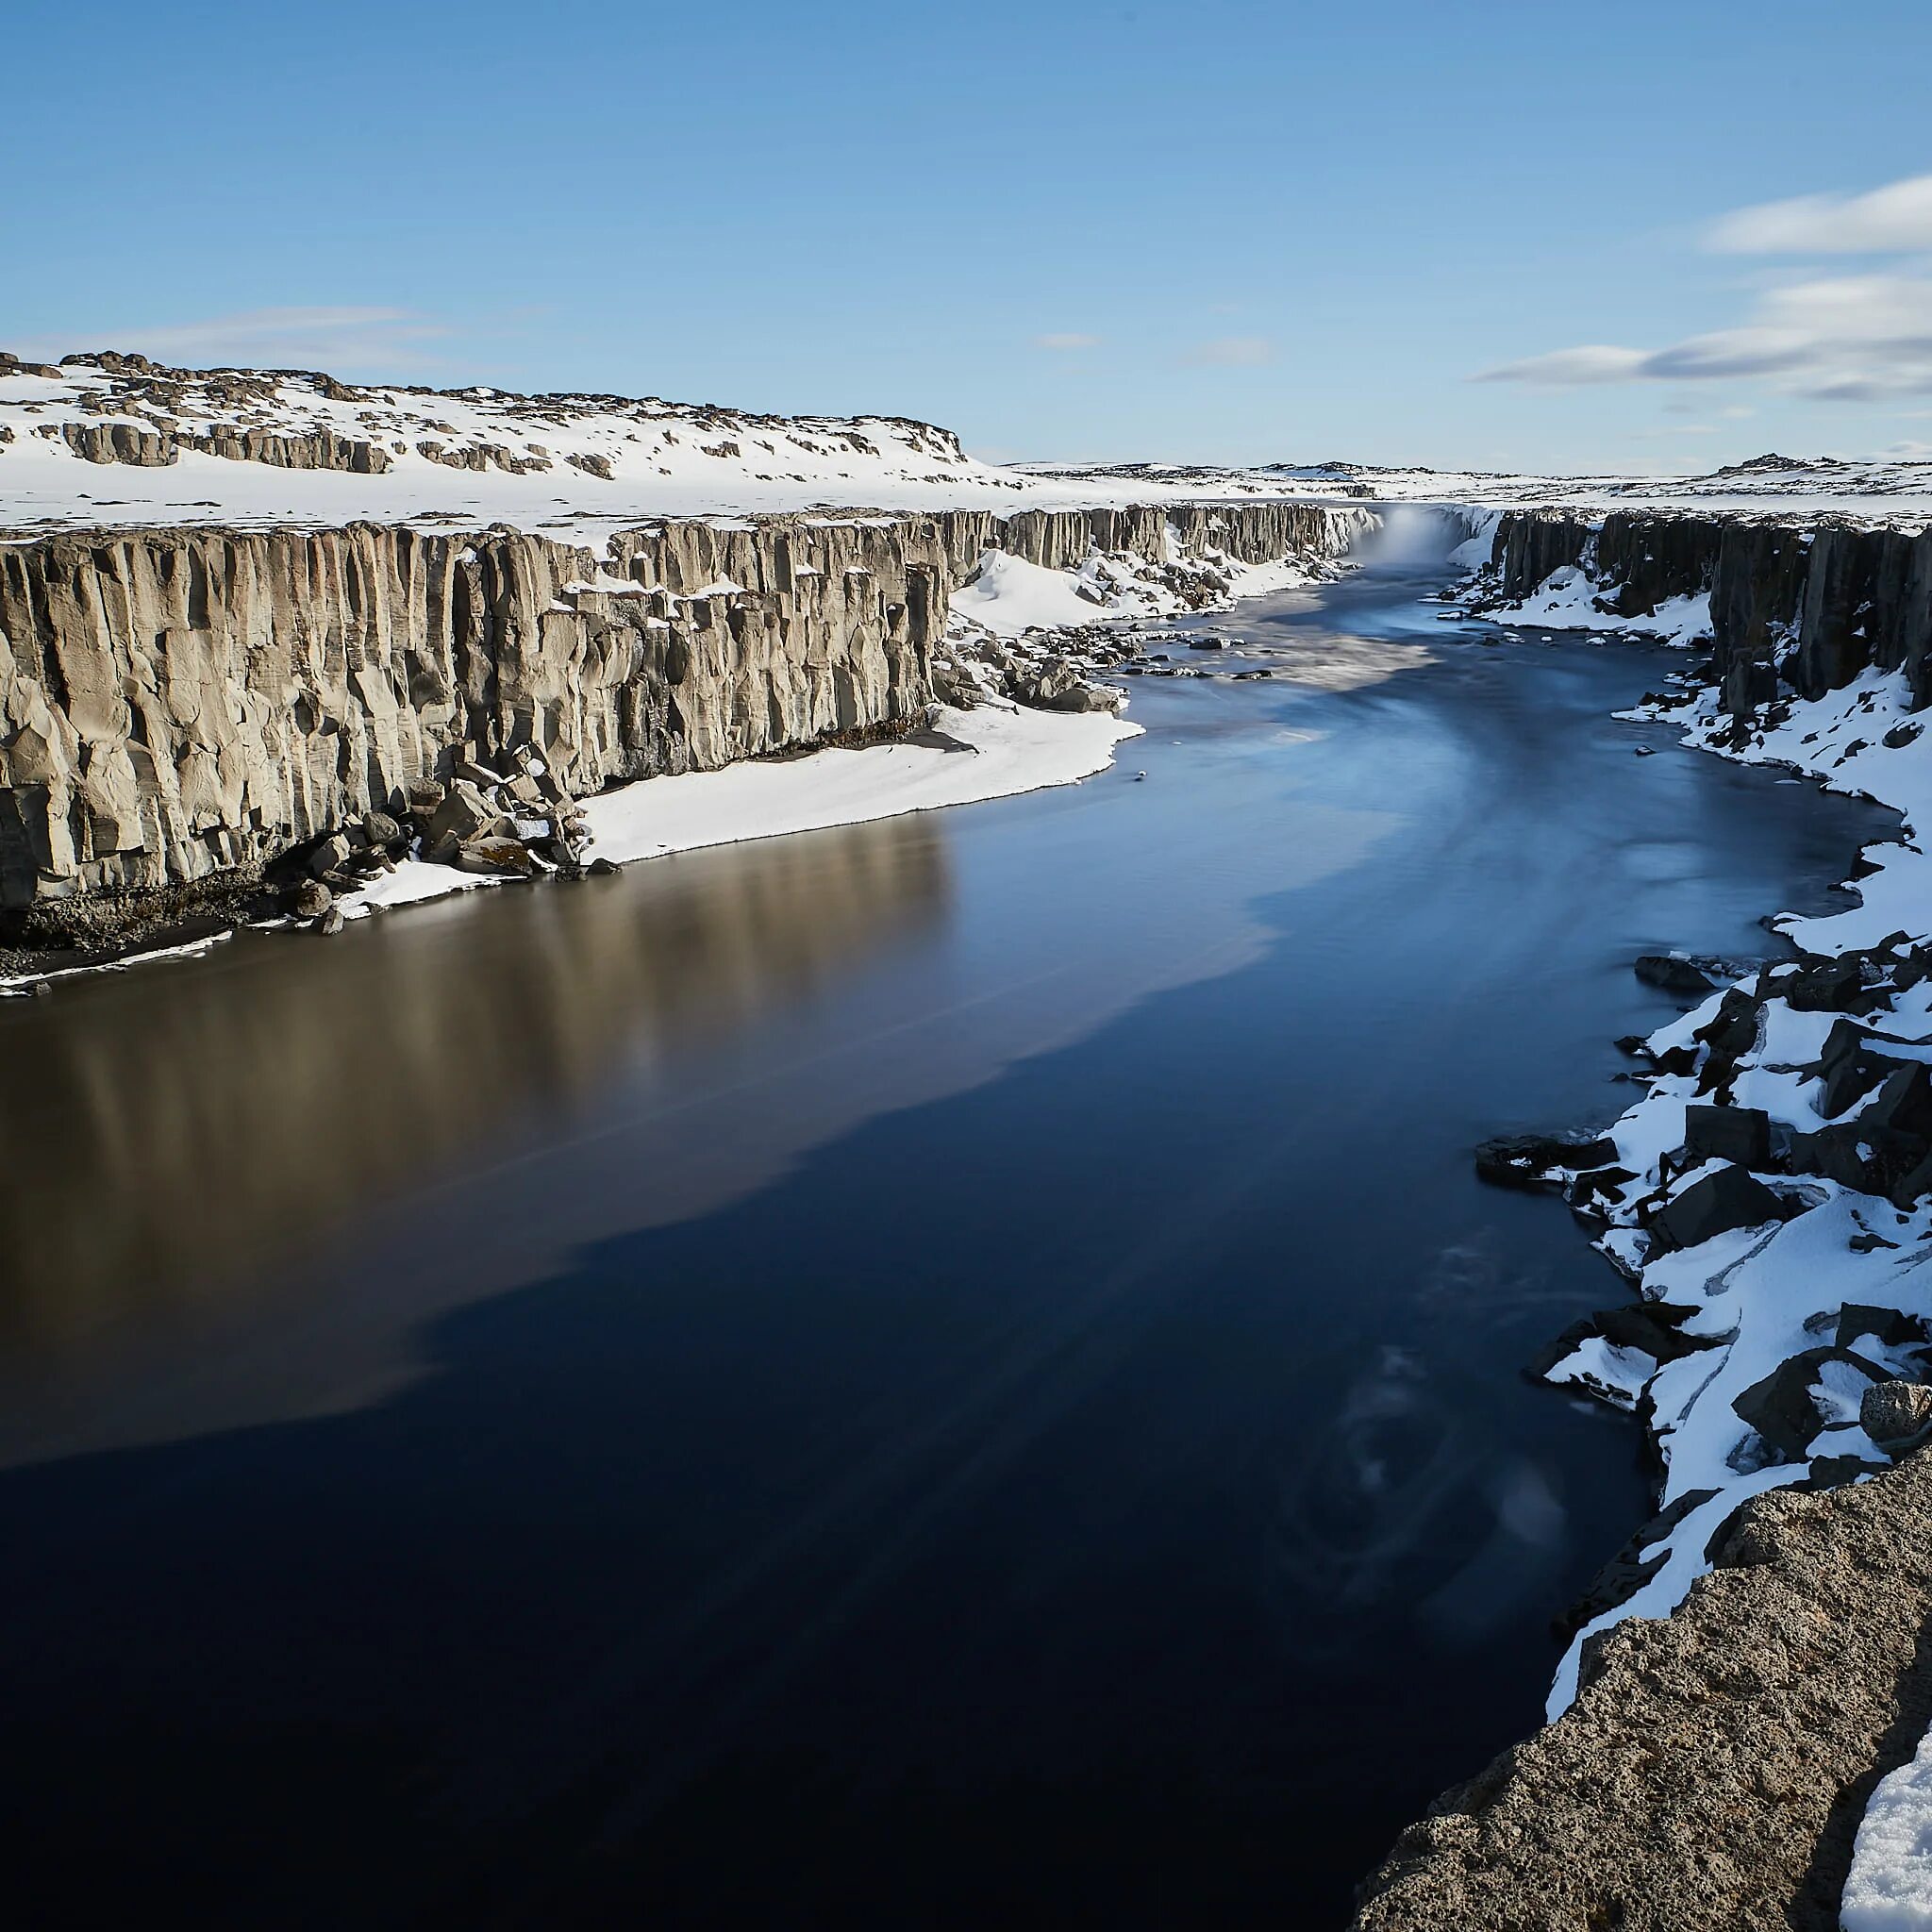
left=0, top=501, right=1359, bottom=924
left=1485, top=507, right=1932, bottom=713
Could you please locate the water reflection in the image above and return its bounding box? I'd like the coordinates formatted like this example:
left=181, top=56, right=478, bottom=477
left=0, top=819, right=946, bottom=1444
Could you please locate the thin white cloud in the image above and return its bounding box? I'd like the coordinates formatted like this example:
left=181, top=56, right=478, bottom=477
left=1476, top=172, right=1932, bottom=403
left=1034, top=331, right=1100, bottom=351
left=1477, top=272, right=1932, bottom=400
left=1183, top=335, right=1274, bottom=367
left=1476, top=344, right=1646, bottom=385
left=17, top=307, right=452, bottom=372
left=1710, top=174, right=1932, bottom=254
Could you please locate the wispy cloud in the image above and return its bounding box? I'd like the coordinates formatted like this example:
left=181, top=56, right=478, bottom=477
left=1034, top=331, right=1100, bottom=351
left=1183, top=335, right=1274, bottom=368
left=1474, top=173, right=1932, bottom=402
left=1477, top=345, right=1645, bottom=385
left=16, top=307, right=452, bottom=372
left=1709, top=175, right=1932, bottom=254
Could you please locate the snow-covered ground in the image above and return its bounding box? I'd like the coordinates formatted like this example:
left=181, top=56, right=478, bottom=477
left=12, top=353, right=1932, bottom=540
left=1844, top=1724, right=1932, bottom=1931
left=947, top=541, right=1349, bottom=639
left=0, top=356, right=1353, bottom=538
left=1028, top=454, right=1932, bottom=527
left=336, top=699, right=1141, bottom=924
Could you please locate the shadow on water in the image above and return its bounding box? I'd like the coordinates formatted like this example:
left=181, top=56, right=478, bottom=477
left=0, top=554, right=1900, bottom=1928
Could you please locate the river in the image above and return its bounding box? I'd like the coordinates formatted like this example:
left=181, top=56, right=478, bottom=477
left=0, top=547, right=1891, bottom=1927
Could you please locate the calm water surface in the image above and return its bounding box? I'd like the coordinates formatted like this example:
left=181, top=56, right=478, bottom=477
left=0, top=554, right=1892, bottom=1928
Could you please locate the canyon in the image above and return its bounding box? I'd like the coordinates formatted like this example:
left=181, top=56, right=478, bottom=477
left=13, top=351, right=1932, bottom=1927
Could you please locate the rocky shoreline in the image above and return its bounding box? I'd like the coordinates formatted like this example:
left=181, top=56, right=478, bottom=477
left=1349, top=506, right=1932, bottom=1928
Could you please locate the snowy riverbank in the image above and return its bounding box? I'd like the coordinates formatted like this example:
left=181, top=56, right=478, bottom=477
left=1351, top=530, right=1932, bottom=1928
left=337, top=698, right=1141, bottom=923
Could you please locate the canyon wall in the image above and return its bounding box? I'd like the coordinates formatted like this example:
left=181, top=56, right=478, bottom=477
left=1486, top=508, right=1932, bottom=716
left=0, top=502, right=1361, bottom=919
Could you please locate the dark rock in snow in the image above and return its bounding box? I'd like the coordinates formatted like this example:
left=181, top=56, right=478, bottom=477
left=1647, top=1164, right=1791, bottom=1252
left=1782, top=955, right=1870, bottom=1014
left=1474, top=1132, right=1619, bottom=1191
left=1787, top=1122, right=1930, bottom=1199
left=1635, top=954, right=1721, bottom=995
left=291, top=878, right=332, bottom=921
left=1838, top=1305, right=1928, bottom=1353
left=1682, top=1103, right=1772, bottom=1171
left=1731, top=1345, right=1889, bottom=1461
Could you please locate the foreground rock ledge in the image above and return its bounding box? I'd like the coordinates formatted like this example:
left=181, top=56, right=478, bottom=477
left=1349, top=1453, right=1932, bottom=1931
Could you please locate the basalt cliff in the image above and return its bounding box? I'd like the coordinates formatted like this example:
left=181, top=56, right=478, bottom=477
left=0, top=499, right=1356, bottom=940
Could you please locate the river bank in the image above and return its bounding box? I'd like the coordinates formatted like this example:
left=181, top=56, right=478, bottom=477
left=1349, top=512, right=1932, bottom=1930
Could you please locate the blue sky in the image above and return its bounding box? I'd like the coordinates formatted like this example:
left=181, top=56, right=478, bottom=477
left=7, top=0, right=1932, bottom=472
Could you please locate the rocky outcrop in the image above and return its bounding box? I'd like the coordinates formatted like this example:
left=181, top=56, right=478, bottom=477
left=1483, top=507, right=1932, bottom=715
left=0, top=502, right=1363, bottom=931
left=58, top=421, right=177, bottom=467
left=184, top=427, right=391, bottom=474
left=56, top=419, right=394, bottom=474
left=1349, top=1454, right=1932, bottom=1932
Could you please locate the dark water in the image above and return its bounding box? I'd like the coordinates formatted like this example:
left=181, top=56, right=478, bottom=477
left=0, top=552, right=1891, bottom=1929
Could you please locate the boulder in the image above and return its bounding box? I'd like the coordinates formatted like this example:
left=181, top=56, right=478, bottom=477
left=317, top=905, right=345, bottom=938
left=1838, top=1304, right=1928, bottom=1352
left=1732, top=1345, right=1889, bottom=1460
left=361, top=809, right=402, bottom=848
left=1635, top=954, right=1720, bottom=995
left=1860, top=1378, right=1932, bottom=1456
left=427, top=779, right=499, bottom=846
left=307, top=832, right=352, bottom=878
left=455, top=837, right=536, bottom=877
left=1863, top=1061, right=1932, bottom=1140
left=1648, top=1164, right=1791, bottom=1251
left=1787, top=1122, right=1929, bottom=1197
left=1682, top=1103, right=1772, bottom=1171
left=1475, top=1132, right=1620, bottom=1191
left=403, top=777, right=446, bottom=819
left=1693, top=988, right=1762, bottom=1066
left=291, top=878, right=332, bottom=921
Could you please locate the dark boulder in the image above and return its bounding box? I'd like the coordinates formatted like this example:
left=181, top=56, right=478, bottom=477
left=1786, top=1122, right=1929, bottom=1198
left=1648, top=1164, right=1792, bottom=1251
left=1837, top=1304, right=1928, bottom=1352
left=1863, top=1061, right=1932, bottom=1140
left=1475, top=1132, right=1620, bottom=1191
left=1635, top=954, right=1721, bottom=996
left=1731, top=1345, right=1889, bottom=1460
left=1682, top=1103, right=1772, bottom=1171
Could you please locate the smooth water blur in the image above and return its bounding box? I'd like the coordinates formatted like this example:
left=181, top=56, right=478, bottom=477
left=0, top=556, right=1893, bottom=1928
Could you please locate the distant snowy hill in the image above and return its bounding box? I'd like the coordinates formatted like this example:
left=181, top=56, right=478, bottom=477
left=1023, top=454, right=1932, bottom=524
left=5, top=348, right=1931, bottom=536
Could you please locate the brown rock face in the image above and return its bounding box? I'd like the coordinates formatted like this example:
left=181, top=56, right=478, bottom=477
left=1348, top=1457, right=1932, bottom=1932
left=0, top=502, right=1362, bottom=923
